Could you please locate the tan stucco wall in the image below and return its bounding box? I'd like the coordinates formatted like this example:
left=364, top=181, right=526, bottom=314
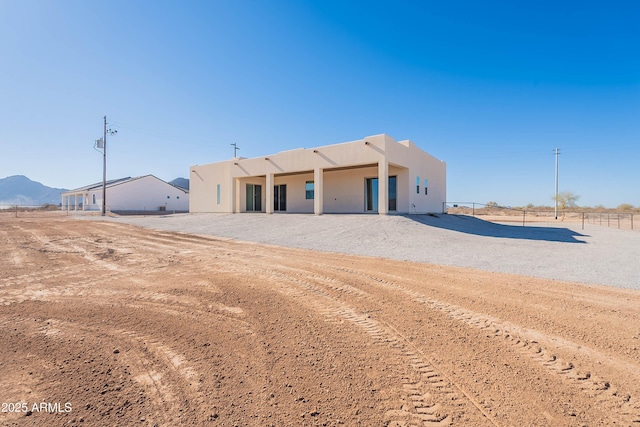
left=189, top=163, right=233, bottom=213
left=391, top=140, right=446, bottom=214
left=189, top=134, right=446, bottom=214
left=274, top=173, right=314, bottom=213
left=323, top=167, right=373, bottom=213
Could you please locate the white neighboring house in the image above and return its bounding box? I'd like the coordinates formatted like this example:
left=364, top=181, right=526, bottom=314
left=190, top=134, right=446, bottom=215
left=61, top=175, right=189, bottom=213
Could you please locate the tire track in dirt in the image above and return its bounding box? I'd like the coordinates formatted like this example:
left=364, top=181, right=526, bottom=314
left=270, top=266, right=495, bottom=425
left=196, top=250, right=544, bottom=424
left=329, top=265, right=640, bottom=425
left=0, top=265, right=86, bottom=288
left=234, top=260, right=495, bottom=425
left=0, top=268, right=132, bottom=305
left=214, top=259, right=492, bottom=426
left=1, top=222, right=495, bottom=424
left=4, top=218, right=640, bottom=425
left=1, top=225, right=217, bottom=307
left=0, top=304, right=235, bottom=426
left=111, top=226, right=231, bottom=250
left=109, top=328, right=204, bottom=426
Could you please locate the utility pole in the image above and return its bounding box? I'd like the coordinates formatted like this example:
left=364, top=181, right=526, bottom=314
left=554, top=147, right=560, bottom=220
left=231, top=143, right=240, bottom=158
left=102, top=116, right=107, bottom=216
left=97, top=116, right=117, bottom=216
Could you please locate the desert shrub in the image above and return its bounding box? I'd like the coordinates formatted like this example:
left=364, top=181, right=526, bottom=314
left=617, top=203, right=634, bottom=212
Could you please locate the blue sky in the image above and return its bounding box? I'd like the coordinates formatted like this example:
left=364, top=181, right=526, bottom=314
left=1, top=0, right=638, bottom=207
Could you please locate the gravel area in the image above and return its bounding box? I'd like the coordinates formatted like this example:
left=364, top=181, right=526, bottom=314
left=95, top=213, right=640, bottom=290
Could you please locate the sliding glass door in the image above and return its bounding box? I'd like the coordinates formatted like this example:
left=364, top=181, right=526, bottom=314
left=365, top=178, right=379, bottom=212
left=365, top=176, right=396, bottom=212
left=246, top=184, right=262, bottom=211
left=274, top=184, right=286, bottom=211
left=388, top=176, right=397, bottom=211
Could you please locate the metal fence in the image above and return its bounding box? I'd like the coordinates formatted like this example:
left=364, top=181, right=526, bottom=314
left=443, top=202, right=637, bottom=231
left=584, top=212, right=635, bottom=231
left=0, top=204, right=63, bottom=218
left=1, top=203, right=187, bottom=218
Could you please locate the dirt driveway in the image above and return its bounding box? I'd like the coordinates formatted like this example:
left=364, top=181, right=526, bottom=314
left=1, top=216, right=639, bottom=426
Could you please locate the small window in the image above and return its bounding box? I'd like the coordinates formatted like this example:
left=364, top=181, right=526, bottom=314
left=424, top=179, right=428, bottom=195
left=416, top=176, right=420, bottom=194
left=217, top=184, right=221, bottom=205
left=305, top=181, right=314, bottom=199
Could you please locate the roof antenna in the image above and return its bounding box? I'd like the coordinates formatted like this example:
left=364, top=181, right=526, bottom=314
left=231, top=143, right=240, bottom=158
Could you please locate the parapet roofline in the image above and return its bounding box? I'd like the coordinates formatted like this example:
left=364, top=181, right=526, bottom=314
left=248, top=134, right=400, bottom=158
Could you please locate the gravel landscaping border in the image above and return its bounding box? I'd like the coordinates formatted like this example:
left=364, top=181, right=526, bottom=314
left=94, top=213, right=640, bottom=290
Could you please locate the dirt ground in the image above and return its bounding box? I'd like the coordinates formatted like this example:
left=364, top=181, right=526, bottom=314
left=1, top=216, right=640, bottom=426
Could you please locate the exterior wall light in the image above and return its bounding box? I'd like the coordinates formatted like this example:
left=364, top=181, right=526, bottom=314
left=364, top=141, right=370, bottom=145
left=313, top=150, right=319, bottom=153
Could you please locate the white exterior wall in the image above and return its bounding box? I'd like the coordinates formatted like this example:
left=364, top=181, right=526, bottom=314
left=63, top=175, right=189, bottom=212
left=190, top=134, right=445, bottom=215
left=105, top=176, right=188, bottom=211
left=85, top=190, right=101, bottom=211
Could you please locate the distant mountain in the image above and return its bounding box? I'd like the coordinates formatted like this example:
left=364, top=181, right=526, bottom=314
left=170, top=177, right=189, bottom=191
left=0, top=175, right=68, bottom=206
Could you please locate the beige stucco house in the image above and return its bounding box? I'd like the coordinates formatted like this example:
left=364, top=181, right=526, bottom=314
left=189, top=134, right=445, bottom=215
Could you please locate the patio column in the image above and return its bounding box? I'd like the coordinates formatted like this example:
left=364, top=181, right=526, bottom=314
left=378, top=160, right=388, bottom=215
left=266, top=173, right=274, bottom=214
left=314, top=167, right=323, bottom=215
left=231, top=178, right=238, bottom=213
